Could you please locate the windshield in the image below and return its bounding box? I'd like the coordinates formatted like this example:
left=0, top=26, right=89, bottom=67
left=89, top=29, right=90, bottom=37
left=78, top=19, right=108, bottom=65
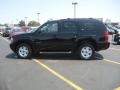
left=27, top=28, right=38, bottom=33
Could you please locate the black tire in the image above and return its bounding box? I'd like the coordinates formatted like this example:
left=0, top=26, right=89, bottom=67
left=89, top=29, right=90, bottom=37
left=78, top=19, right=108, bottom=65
left=16, top=43, right=32, bottom=59
left=78, top=43, right=95, bottom=60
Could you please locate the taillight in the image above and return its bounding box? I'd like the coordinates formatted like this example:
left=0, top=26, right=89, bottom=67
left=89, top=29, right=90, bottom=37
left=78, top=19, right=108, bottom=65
left=105, top=31, right=109, bottom=43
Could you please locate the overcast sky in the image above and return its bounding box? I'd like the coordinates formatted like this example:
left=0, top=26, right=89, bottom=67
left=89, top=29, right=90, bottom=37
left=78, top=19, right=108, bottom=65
left=0, top=0, right=120, bottom=24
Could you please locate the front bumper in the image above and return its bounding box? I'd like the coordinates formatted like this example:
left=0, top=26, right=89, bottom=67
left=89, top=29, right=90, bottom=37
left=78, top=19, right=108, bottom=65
left=10, top=41, right=16, bottom=52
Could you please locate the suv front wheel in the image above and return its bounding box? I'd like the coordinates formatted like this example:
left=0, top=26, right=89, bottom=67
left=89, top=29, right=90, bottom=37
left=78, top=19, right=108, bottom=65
left=78, top=43, right=95, bottom=60
left=16, top=43, right=32, bottom=59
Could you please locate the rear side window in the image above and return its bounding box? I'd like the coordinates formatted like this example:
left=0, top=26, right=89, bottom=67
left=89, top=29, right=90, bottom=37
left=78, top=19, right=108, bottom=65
left=60, top=21, right=77, bottom=32
left=83, top=22, right=95, bottom=30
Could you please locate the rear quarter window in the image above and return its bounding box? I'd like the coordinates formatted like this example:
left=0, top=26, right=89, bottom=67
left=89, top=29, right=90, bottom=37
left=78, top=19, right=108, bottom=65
left=95, top=22, right=107, bottom=31
left=77, top=21, right=96, bottom=31
left=79, top=20, right=106, bottom=32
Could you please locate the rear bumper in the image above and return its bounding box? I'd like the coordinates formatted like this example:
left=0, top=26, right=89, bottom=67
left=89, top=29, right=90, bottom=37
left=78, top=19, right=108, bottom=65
left=96, top=42, right=110, bottom=51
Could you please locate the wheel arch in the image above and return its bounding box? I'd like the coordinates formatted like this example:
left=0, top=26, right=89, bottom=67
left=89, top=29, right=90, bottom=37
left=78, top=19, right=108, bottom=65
left=76, top=38, right=97, bottom=51
left=14, top=39, right=34, bottom=52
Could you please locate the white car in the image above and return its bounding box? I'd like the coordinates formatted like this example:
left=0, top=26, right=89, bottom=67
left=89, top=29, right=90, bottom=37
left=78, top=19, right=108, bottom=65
left=0, top=26, right=6, bottom=35
left=114, top=28, right=120, bottom=44
left=0, top=29, right=4, bottom=35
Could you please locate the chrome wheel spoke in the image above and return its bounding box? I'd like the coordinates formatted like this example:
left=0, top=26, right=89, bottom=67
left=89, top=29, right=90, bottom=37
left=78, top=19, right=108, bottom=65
left=18, top=46, right=29, bottom=58
left=81, top=46, right=92, bottom=59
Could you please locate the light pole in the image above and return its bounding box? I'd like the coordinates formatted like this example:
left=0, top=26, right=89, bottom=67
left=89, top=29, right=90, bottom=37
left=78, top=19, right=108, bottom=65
left=24, top=17, right=28, bottom=26
left=72, top=2, right=78, bottom=18
left=37, top=13, right=40, bottom=23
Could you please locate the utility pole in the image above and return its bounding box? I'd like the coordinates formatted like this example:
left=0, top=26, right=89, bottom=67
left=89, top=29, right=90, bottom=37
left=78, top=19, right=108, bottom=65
left=37, top=13, right=40, bottom=23
left=24, top=17, right=28, bottom=26
left=72, top=2, right=78, bottom=18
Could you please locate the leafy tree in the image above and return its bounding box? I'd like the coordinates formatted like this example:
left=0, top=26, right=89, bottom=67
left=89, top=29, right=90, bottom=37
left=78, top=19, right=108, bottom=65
left=28, top=21, right=40, bottom=26
left=19, top=20, right=25, bottom=26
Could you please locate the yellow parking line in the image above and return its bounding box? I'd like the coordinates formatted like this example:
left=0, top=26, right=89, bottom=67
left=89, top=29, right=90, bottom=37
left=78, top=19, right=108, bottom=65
left=114, top=87, right=120, bottom=90
left=96, top=57, right=120, bottom=65
left=103, top=59, right=120, bottom=65
left=33, top=59, right=83, bottom=90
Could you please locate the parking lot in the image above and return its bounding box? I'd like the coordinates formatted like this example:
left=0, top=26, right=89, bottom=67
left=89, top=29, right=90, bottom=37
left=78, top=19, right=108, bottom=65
left=0, top=35, right=120, bottom=90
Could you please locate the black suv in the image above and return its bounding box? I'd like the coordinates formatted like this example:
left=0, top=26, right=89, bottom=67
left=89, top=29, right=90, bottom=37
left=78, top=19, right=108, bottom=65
left=10, top=18, right=109, bottom=60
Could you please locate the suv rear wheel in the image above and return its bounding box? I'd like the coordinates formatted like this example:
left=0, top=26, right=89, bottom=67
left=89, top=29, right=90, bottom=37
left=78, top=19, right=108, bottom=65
left=78, top=43, right=95, bottom=60
left=16, top=43, right=32, bottom=59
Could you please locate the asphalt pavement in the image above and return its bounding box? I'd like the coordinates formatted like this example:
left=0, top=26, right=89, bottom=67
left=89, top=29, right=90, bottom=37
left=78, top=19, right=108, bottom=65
left=0, top=36, right=120, bottom=90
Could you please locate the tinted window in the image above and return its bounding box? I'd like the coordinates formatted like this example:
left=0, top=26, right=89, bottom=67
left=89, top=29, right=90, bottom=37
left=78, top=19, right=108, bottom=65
left=83, top=22, right=95, bottom=30
left=95, top=21, right=106, bottom=31
left=61, top=21, right=77, bottom=32
left=41, top=22, right=58, bottom=33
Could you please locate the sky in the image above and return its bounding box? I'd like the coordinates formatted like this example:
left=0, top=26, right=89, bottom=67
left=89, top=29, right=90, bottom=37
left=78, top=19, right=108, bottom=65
left=0, top=0, right=120, bottom=24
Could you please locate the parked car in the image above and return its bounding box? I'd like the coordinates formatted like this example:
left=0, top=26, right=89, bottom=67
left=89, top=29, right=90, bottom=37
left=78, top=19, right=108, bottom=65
left=106, top=24, right=118, bottom=34
left=2, top=30, right=9, bottom=37
left=113, top=29, right=120, bottom=44
left=106, top=27, right=115, bottom=35
left=107, top=25, right=120, bottom=44
left=10, top=18, right=110, bottom=60
left=9, top=28, right=25, bottom=39
left=2, top=27, right=12, bottom=37
left=0, top=29, right=4, bottom=35
left=22, top=26, right=30, bottom=32
left=0, top=26, right=6, bottom=35
left=115, top=25, right=120, bottom=29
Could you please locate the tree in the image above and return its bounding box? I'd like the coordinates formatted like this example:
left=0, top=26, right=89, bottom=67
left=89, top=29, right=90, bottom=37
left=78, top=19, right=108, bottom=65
left=28, top=21, right=40, bottom=26
left=19, top=20, right=25, bottom=27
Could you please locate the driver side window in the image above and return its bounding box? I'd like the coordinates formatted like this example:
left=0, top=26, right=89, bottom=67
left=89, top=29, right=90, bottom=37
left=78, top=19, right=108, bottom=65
left=41, top=22, right=58, bottom=33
